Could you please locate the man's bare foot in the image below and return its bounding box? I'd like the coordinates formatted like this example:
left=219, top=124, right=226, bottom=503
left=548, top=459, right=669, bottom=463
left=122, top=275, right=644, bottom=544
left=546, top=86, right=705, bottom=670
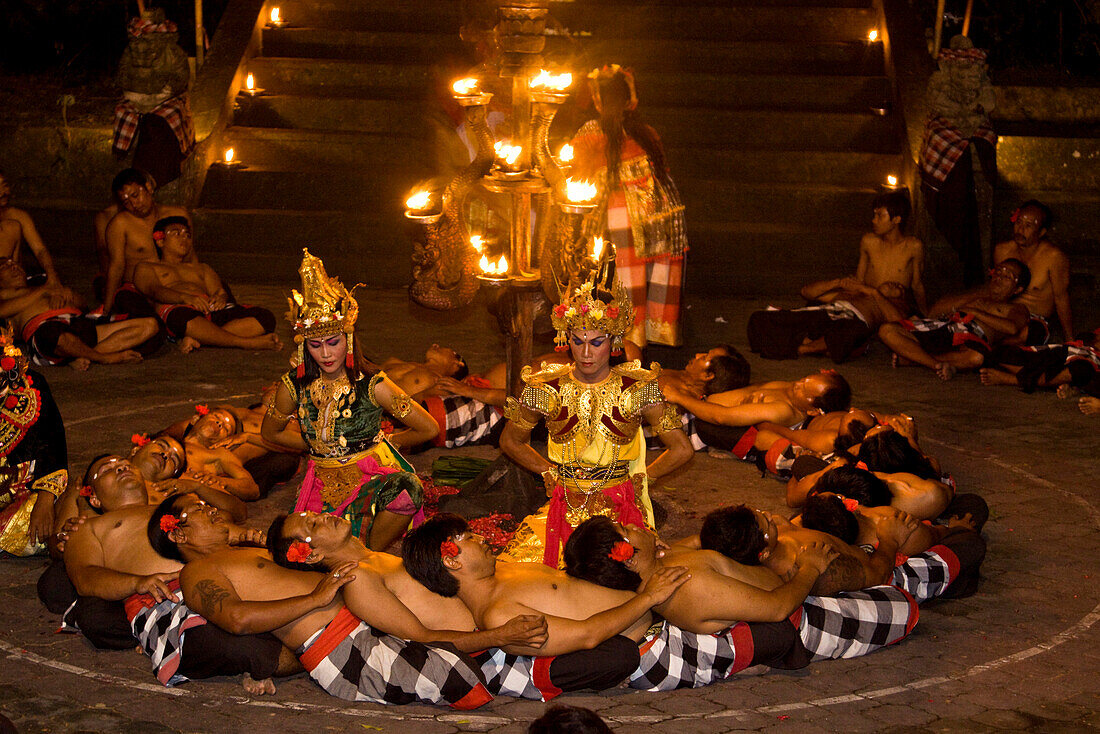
left=945, top=512, right=978, bottom=531
left=68, top=358, right=91, bottom=372
left=1079, top=396, right=1100, bottom=416
left=100, top=350, right=143, bottom=365
left=706, top=447, right=735, bottom=460
left=891, top=353, right=913, bottom=368
left=936, top=363, right=956, bottom=381
left=1057, top=384, right=1079, bottom=400
left=241, top=673, right=276, bottom=696
left=244, top=333, right=282, bottom=351
left=179, top=337, right=201, bottom=354
left=979, top=368, right=1015, bottom=386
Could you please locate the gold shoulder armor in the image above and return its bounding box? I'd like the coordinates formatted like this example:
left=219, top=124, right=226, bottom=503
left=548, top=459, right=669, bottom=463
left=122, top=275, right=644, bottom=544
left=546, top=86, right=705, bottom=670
left=525, top=362, right=571, bottom=383
left=613, top=360, right=661, bottom=382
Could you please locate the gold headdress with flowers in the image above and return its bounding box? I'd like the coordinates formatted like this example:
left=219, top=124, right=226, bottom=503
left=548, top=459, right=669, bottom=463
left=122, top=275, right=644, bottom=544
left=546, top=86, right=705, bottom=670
left=0, top=326, right=29, bottom=391
left=287, top=249, right=359, bottom=375
left=551, top=276, right=633, bottom=352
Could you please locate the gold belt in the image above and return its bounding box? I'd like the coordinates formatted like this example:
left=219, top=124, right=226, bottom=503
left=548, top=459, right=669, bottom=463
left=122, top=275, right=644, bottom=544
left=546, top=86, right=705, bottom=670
left=311, top=447, right=378, bottom=508
left=556, top=461, right=630, bottom=483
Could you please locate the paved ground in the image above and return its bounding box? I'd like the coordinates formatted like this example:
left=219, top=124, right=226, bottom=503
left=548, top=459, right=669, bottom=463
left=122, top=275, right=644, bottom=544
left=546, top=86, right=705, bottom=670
left=1, top=276, right=1098, bottom=733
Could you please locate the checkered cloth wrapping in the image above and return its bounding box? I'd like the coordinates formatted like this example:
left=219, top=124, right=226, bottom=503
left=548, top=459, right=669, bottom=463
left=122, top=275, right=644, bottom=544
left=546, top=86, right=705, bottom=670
left=478, top=649, right=559, bottom=701
left=795, top=585, right=918, bottom=661
left=629, top=620, right=755, bottom=691
left=920, top=115, right=998, bottom=184
left=113, top=95, right=195, bottom=154
left=891, top=544, right=960, bottom=604
left=644, top=410, right=706, bottom=452
left=124, top=585, right=207, bottom=687
left=300, top=606, right=490, bottom=707
left=424, top=395, right=502, bottom=449
left=902, top=313, right=990, bottom=352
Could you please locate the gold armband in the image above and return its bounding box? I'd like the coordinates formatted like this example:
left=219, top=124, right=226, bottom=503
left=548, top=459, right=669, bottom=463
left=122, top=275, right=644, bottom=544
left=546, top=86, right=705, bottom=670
left=32, top=469, right=68, bottom=499
left=389, top=393, right=412, bottom=419
left=653, top=403, right=683, bottom=435
left=503, top=397, right=539, bottom=431
left=266, top=401, right=293, bottom=423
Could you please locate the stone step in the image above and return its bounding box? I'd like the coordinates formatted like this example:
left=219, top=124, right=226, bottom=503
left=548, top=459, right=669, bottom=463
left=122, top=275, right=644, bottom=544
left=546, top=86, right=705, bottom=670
left=588, top=39, right=884, bottom=76
left=232, top=94, right=429, bottom=133
left=666, top=148, right=902, bottom=186
left=643, top=73, right=889, bottom=113
left=198, top=165, right=429, bottom=211
left=220, top=126, right=433, bottom=172
left=261, top=28, right=468, bottom=63
left=646, top=107, right=899, bottom=152
left=262, top=7, right=461, bottom=34
left=996, top=134, right=1100, bottom=191
left=243, top=57, right=433, bottom=99
left=279, top=0, right=873, bottom=11
left=677, top=180, right=880, bottom=226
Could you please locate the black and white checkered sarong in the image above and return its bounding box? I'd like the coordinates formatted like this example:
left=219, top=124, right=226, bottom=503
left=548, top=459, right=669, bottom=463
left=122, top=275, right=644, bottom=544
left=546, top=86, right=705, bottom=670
left=629, top=620, right=754, bottom=691
left=644, top=411, right=707, bottom=452
left=478, top=649, right=554, bottom=700
left=892, top=545, right=958, bottom=604
left=125, top=587, right=206, bottom=687
left=427, top=396, right=503, bottom=449
left=797, top=585, right=918, bottom=661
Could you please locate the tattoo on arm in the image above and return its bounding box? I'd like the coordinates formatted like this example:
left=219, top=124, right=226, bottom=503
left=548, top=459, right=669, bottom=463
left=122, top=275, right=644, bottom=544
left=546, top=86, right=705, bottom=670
left=194, top=579, right=230, bottom=614
left=811, top=554, right=865, bottom=595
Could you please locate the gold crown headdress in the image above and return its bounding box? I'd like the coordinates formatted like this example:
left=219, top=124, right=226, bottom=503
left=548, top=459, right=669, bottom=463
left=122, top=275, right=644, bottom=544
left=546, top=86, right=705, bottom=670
left=0, top=325, right=29, bottom=390
left=286, top=249, right=359, bottom=375
left=551, top=276, right=633, bottom=352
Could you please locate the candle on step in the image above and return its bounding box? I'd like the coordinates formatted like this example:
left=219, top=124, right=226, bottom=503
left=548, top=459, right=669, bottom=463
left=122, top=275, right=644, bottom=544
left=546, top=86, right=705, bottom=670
left=867, top=29, right=879, bottom=43
left=268, top=7, right=284, bottom=26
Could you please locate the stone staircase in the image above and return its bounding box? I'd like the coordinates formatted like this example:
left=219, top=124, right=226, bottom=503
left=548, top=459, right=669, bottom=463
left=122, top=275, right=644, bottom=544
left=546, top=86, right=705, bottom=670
left=195, top=0, right=905, bottom=295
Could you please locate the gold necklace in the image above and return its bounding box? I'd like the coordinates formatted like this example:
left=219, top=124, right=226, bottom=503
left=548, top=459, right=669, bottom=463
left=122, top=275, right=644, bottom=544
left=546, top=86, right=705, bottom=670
left=308, top=374, right=351, bottom=445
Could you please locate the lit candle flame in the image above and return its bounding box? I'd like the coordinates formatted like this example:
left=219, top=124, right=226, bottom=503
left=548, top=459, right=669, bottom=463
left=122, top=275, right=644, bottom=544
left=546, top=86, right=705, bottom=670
left=592, top=236, right=605, bottom=260
left=224, top=148, right=235, bottom=164
left=530, top=70, right=573, bottom=91
left=452, top=78, right=479, bottom=96
left=269, top=7, right=281, bottom=24
left=867, top=29, right=879, bottom=42
left=469, top=235, right=484, bottom=253
left=405, top=190, right=432, bottom=211
left=478, top=254, right=508, bottom=276
left=565, top=178, right=597, bottom=202
left=494, top=141, right=522, bottom=167
left=558, top=144, right=573, bottom=163
left=246, top=73, right=255, bottom=91
left=886, top=174, right=898, bottom=187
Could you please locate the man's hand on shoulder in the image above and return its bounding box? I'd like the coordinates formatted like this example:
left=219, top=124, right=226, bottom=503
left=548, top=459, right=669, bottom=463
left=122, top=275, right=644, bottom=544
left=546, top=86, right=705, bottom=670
left=309, top=562, right=357, bottom=606
left=640, top=565, right=691, bottom=606
left=794, top=540, right=839, bottom=575
left=137, top=571, right=180, bottom=603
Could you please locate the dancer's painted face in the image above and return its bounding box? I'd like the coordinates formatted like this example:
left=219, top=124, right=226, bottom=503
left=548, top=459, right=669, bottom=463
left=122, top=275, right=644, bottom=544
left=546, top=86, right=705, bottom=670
left=307, top=333, right=348, bottom=376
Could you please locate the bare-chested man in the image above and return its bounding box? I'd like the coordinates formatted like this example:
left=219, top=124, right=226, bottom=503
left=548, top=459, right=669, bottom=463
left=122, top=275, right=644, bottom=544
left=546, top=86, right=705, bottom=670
left=102, top=167, right=193, bottom=316
left=854, top=192, right=927, bottom=314
left=0, top=171, right=74, bottom=297
left=0, top=257, right=157, bottom=370
left=993, top=200, right=1072, bottom=342
left=128, top=431, right=261, bottom=502
left=879, top=258, right=1031, bottom=380
left=133, top=217, right=279, bottom=353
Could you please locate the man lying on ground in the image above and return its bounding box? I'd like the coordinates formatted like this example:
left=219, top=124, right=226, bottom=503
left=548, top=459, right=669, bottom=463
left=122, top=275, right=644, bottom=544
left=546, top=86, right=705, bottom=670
left=981, top=329, right=1100, bottom=394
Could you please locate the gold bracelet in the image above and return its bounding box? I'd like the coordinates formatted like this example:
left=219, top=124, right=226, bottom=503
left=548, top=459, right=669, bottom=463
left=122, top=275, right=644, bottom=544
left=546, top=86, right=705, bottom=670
left=266, top=402, right=293, bottom=423
left=389, top=393, right=412, bottom=419
left=653, top=403, right=683, bottom=435
left=503, top=397, right=539, bottom=431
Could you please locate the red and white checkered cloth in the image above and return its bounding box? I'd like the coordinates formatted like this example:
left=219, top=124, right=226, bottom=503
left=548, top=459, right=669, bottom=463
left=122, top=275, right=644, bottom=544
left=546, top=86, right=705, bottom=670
left=113, top=95, right=195, bottom=154
left=919, top=115, right=997, bottom=184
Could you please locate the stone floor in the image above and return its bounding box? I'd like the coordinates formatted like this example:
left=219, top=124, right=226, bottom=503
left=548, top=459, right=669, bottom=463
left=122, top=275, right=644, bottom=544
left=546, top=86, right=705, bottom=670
left=1, top=280, right=1098, bottom=733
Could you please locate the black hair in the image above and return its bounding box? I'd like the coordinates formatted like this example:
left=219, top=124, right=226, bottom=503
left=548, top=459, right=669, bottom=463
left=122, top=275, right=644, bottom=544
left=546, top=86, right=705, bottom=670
left=528, top=705, right=614, bottom=734
left=699, top=505, right=766, bottom=566
left=856, top=430, right=938, bottom=480
left=1018, top=199, right=1053, bottom=229
left=596, top=71, right=670, bottom=189
left=452, top=357, right=469, bottom=381
left=266, top=514, right=326, bottom=572
left=812, top=372, right=852, bottom=414
left=872, top=191, right=911, bottom=229
left=813, top=465, right=893, bottom=507
left=82, top=453, right=114, bottom=487
left=801, top=494, right=859, bottom=545
left=111, top=167, right=153, bottom=194
left=401, top=513, right=469, bottom=597
left=148, top=495, right=187, bottom=562
left=704, top=345, right=751, bottom=395
left=998, top=257, right=1032, bottom=293
left=833, top=416, right=873, bottom=454
left=563, top=516, right=642, bottom=592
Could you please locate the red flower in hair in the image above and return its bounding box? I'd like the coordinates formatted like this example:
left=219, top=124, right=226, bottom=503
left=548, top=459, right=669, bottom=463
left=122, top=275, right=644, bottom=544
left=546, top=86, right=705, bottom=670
left=820, top=368, right=839, bottom=376
left=131, top=433, right=151, bottom=448
left=440, top=540, right=460, bottom=558
left=842, top=497, right=859, bottom=512
left=3, top=395, right=17, bottom=410
left=0, top=357, right=15, bottom=371
left=194, top=404, right=210, bottom=416
left=286, top=540, right=312, bottom=564
left=606, top=306, right=620, bottom=318
left=609, top=540, right=634, bottom=562
left=855, top=461, right=869, bottom=471
left=79, top=485, right=93, bottom=498
left=159, top=515, right=180, bottom=533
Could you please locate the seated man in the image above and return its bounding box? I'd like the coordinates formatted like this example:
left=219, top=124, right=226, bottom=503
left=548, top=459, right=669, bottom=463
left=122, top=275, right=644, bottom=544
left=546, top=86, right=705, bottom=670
left=0, top=171, right=78, bottom=299
left=981, top=329, right=1100, bottom=393
left=663, top=371, right=852, bottom=465
left=878, top=258, right=1031, bottom=380
left=402, top=513, right=690, bottom=696
left=0, top=257, right=158, bottom=370
left=854, top=191, right=927, bottom=314
left=993, top=200, right=1072, bottom=343
left=170, top=503, right=495, bottom=707
left=749, top=279, right=911, bottom=363
left=133, top=217, right=280, bottom=353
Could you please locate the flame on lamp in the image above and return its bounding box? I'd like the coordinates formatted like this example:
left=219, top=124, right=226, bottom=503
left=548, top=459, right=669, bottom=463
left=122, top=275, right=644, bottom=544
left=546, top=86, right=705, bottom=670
left=452, top=78, right=479, bottom=96
left=269, top=7, right=282, bottom=24
left=479, top=254, right=508, bottom=276
left=886, top=174, right=898, bottom=187
left=592, top=236, right=605, bottom=260
left=405, top=189, right=432, bottom=211
left=245, top=73, right=255, bottom=91
left=558, top=144, right=574, bottom=163
left=530, top=70, right=573, bottom=91
left=867, top=29, right=879, bottom=42
left=224, top=148, right=235, bottom=164
left=565, top=178, right=597, bottom=202
left=494, top=141, right=522, bottom=167
left=469, top=235, right=485, bottom=253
